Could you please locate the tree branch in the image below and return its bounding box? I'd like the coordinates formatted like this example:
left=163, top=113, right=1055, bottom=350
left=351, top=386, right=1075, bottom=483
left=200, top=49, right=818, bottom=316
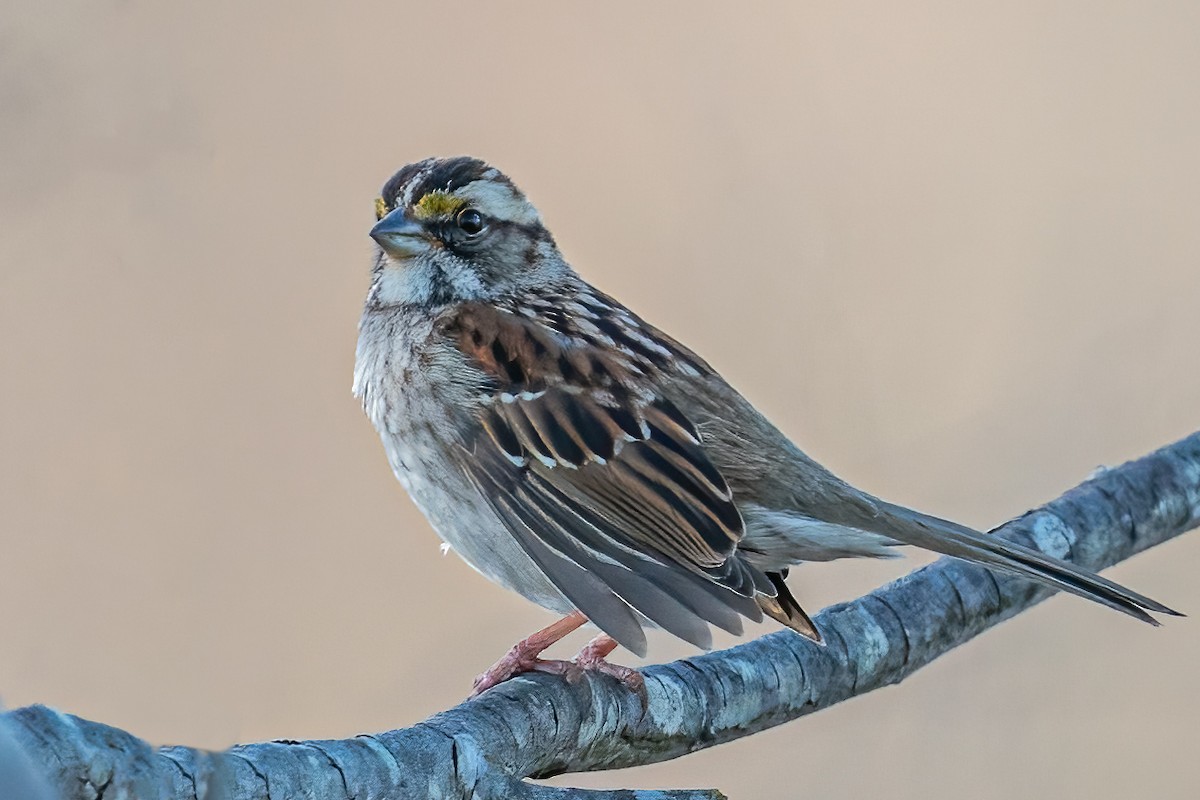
left=4, top=432, right=1196, bottom=799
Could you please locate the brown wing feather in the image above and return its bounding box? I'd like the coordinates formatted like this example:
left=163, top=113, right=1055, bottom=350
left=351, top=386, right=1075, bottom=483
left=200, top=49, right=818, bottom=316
left=441, top=297, right=787, bottom=642
left=445, top=301, right=744, bottom=567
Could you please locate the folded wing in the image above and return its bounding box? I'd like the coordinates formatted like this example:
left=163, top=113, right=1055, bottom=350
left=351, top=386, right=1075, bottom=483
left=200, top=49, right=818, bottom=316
left=440, top=297, right=814, bottom=654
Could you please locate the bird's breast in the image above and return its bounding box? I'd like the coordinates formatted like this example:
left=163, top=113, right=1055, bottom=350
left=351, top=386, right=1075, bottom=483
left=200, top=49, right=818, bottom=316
left=355, top=308, right=478, bottom=432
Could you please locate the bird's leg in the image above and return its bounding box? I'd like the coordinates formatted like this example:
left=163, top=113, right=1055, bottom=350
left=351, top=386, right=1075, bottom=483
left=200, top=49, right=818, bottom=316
left=471, top=610, right=588, bottom=697
left=571, top=633, right=645, bottom=693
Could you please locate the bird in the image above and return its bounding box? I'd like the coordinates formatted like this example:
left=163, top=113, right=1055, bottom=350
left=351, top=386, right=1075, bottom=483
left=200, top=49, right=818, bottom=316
left=353, top=156, right=1178, bottom=695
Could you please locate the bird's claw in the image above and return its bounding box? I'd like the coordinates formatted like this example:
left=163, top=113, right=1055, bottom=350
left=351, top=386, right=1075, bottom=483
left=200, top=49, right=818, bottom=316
left=470, top=626, right=645, bottom=703
left=471, top=647, right=581, bottom=696
left=470, top=645, right=645, bottom=700
left=573, top=650, right=645, bottom=693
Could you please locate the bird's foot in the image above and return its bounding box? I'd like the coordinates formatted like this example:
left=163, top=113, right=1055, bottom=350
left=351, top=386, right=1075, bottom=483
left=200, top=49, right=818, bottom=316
left=470, top=611, right=588, bottom=697
left=471, top=650, right=583, bottom=696
left=468, top=616, right=646, bottom=700
left=572, top=634, right=645, bottom=695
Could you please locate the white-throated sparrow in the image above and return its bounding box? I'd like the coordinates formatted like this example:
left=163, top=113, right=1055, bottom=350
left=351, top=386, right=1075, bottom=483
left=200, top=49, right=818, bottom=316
left=354, top=157, right=1177, bottom=695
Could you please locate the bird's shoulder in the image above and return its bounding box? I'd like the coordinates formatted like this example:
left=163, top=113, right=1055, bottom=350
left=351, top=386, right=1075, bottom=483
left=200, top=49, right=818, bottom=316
left=434, top=285, right=713, bottom=396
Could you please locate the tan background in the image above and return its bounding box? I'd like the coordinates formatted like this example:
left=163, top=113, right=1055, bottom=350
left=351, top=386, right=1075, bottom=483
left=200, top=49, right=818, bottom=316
left=2, top=2, right=1198, bottom=797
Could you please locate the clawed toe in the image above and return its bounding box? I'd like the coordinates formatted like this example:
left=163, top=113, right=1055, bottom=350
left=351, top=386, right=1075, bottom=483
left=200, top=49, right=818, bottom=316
left=571, top=633, right=646, bottom=696
left=576, top=656, right=645, bottom=692
left=472, top=650, right=580, bottom=696
left=468, top=617, right=645, bottom=700
left=470, top=612, right=590, bottom=697
left=533, top=658, right=584, bottom=683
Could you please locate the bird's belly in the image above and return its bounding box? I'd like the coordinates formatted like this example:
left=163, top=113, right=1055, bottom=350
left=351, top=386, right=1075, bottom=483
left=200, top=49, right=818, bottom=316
left=383, top=429, right=572, bottom=616
left=356, top=313, right=569, bottom=616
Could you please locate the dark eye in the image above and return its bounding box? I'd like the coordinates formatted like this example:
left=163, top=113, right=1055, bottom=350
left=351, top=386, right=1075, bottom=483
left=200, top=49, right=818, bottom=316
left=456, top=208, right=486, bottom=235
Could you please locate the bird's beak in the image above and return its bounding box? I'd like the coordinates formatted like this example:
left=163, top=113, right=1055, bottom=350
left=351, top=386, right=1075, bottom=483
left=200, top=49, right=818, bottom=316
left=370, top=209, right=430, bottom=258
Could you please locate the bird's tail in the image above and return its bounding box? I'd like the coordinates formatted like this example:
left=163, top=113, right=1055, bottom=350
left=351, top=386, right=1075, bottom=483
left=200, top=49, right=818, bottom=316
left=874, top=501, right=1181, bottom=624
left=758, top=570, right=823, bottom=643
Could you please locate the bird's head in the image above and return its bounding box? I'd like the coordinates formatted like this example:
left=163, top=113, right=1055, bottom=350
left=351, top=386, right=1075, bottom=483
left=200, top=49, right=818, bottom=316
left=368, top=157, right=566, bottom=306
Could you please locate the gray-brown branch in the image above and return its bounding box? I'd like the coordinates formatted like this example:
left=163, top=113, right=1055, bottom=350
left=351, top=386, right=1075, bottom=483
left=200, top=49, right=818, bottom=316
left=3, top=432, right=1197, bottom=800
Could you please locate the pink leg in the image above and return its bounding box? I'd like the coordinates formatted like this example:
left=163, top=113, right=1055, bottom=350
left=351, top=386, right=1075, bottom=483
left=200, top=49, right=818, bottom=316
left=573, top=634, right=645, bottom=693
left=471, top=611, right=588, bottom=697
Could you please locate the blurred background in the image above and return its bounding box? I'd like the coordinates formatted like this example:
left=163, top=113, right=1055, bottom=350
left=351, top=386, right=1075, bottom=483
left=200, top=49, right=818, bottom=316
left=2, top=2, right=1198, bottom=797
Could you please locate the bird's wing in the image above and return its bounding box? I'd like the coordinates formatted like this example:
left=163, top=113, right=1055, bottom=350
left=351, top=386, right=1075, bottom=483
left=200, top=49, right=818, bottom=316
left=437, top=298, right=789, bottom=655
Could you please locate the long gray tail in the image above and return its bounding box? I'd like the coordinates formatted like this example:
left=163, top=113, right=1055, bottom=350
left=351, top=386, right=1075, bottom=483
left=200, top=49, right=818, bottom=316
left=875, top=501, right=1180, bottom=624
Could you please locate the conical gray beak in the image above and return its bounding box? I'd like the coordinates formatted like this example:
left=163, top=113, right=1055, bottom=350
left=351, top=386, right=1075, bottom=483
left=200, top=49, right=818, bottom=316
left=370, top=209, right=430, bottom=258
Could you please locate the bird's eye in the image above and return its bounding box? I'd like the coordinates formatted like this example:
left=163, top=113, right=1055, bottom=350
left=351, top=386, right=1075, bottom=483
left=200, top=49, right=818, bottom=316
left=456, top=208, right=486, bottom=235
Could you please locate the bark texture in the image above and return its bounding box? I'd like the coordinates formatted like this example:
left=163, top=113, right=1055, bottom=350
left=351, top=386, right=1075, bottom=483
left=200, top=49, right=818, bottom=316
left=3, top=431, right=1197, bottom=799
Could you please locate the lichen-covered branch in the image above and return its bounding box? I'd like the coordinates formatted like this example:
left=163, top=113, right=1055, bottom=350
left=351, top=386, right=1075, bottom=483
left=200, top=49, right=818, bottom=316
left=3, top=432, right=1197, bottom=799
